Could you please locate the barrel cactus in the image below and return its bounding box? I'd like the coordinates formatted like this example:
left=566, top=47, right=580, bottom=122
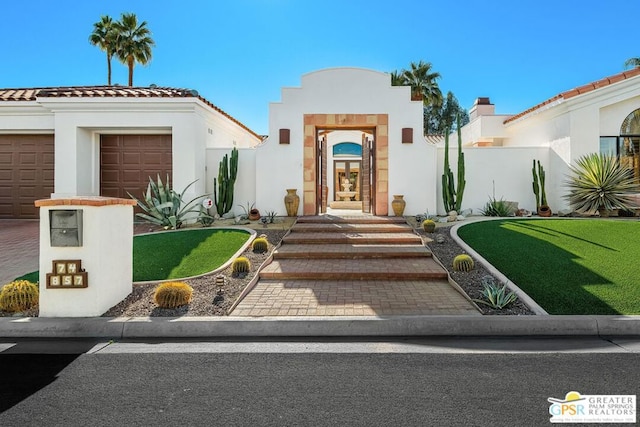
left=0, top=280, right=39, bottom=312
left=252, top=237, right=268, bottom=253
left=232, top=256, right=251, bottom=275
left=153, top=281, right=193, bottom=308
left=422, top=219, right=436, bottom=233
left=453, top=254, right=474, bottom=272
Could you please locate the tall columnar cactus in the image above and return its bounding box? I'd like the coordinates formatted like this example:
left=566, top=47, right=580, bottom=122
left=214, top=147, right=239, bottom=216
left=532, top=160, right=540, bottom=210
left=532, top=159, right=547, bottom=209
left=442, top=114, right=466, bottom=212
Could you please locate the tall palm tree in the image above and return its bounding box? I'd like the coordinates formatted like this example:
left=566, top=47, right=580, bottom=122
left=389, top=70, right=405, bottom=86
left=624, top=57, right=640, bottom=69
left=402, top=60, right=443, bottom=106
left=114, top=13, right=155, bottom=86
left=89, top=15, right=117, bottom=85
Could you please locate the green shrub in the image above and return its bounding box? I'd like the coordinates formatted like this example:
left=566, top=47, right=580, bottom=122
left=0, top=280, right=39, bottom=312
left=452, top=254, right=474, bottom=272
left=153, top=281, right=193, bottom=308
left=252, top=237, right=268, bottom=253
left=232, top=257, right=251, bottom=275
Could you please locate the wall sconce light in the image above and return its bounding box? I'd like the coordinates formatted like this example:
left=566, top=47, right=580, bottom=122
left=279, top=128, right=290, bottom=144
left=402, top=128, right=413, bottom=144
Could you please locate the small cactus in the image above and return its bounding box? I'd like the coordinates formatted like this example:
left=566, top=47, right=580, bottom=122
left=422, top=219, right=436, bottom=233
left=453, top=254, right=474, bottom=272
left=153, top=281, right=193, bottom=309
left=252, top=237, right=268, bottom=253
left=0, top=280, right=39, bottom=312
left=232, top=256, right=251, bottom=275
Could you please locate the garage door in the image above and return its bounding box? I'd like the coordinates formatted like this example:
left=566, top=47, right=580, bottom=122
left=0, top=135, right=54, bottom=219
left=100, top=134, right=172, bottom=203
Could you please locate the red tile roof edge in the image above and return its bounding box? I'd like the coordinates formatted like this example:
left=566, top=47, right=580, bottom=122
left=504, top=68, right=640, bottom=124
left=0, top=85, right=260, bottom=139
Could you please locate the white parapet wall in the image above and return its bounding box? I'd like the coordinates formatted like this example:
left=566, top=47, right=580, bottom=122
left=35, top=197, right=135, bottom=317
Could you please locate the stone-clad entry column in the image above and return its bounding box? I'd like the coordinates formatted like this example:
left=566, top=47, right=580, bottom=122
left=303, top=114, right=388, bottom=215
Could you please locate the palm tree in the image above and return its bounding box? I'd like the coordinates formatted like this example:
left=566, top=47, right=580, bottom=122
left=114, top=13, right=155, bottom=86
left=389, top=70, right=405, bottom=86
left=401, top=60, right=443, bottom=106
left=624, top=57, right=640, bottom=69
left=89, top=15, right=117, bottom=85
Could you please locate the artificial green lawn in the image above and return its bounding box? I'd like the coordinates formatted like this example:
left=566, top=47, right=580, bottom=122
left=133, top=228, right=251, bottom=282
left=457, top=219, right=640, bottom=315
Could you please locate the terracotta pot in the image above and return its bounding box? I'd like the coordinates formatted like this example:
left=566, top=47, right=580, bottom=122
left=284, top=189, right=300, bottom=217
left=391, top=195, right=406, bottom=216
left=537, top=205, right=552, bottom=217
left=249, top=209, right=261, bottom=221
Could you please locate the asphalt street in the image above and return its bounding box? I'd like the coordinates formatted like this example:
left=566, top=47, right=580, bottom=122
left=0, top=338, right=638, bottom=426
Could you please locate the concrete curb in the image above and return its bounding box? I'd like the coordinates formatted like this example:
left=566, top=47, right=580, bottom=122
left=1, top=315, right=639, bottom=338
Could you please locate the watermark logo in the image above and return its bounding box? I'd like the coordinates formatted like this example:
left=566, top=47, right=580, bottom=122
left=548, top=391, right=636, bottom=423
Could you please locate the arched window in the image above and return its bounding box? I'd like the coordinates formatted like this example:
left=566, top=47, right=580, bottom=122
left=621, top=108, right=640, bottom=135
left=333, top=142, right=362, bottom=157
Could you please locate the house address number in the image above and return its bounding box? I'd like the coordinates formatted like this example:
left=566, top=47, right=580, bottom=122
left=46, top=260, right=88, bottom=289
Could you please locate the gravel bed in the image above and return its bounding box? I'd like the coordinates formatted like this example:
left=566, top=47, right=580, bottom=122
left=419, top=223, right=535, bottom=315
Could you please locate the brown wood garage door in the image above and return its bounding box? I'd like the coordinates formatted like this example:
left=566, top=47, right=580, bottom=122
left=100, top=135, right=172, bottom=203
left=0, top=135, right=54, bottom=219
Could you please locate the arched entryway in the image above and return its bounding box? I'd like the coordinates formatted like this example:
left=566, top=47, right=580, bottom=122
left=303, top=114, right=389, bottom=215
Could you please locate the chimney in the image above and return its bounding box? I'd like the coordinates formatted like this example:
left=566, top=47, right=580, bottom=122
left=469, top=97, right=495, bottom=120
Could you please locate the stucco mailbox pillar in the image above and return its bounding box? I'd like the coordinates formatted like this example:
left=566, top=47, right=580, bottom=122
left=34, top=197, right=136, bottom=317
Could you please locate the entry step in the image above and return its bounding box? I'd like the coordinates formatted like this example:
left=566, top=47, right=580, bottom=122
left=259, top=258, right=448, bottom=280
left=274, top=244, right=432, bottom=259
left=282, top=232, right=422, bottom=245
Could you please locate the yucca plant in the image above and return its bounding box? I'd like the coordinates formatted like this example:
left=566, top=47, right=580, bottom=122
left=128, top=174, right=208, bottom=229
left=564, top=153, right=639, bottom=215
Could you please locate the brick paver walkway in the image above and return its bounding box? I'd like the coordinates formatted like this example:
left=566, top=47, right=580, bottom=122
left=231, top=215, right=480, bottom=316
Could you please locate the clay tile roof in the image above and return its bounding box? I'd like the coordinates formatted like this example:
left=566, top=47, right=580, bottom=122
left=504, top=67, right=640, bottom=124
left=0, top=85, right=259, bottom=139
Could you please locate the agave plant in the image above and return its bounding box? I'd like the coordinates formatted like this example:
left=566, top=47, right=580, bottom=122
left=128, top=174, right=210, bottom=229
left=473, top=276, right=518, bottom=309
left=564, top=153, right=639, bottom=215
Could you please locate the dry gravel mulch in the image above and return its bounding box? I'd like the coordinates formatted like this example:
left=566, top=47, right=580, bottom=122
left=418, top=223, right=535, bottom=315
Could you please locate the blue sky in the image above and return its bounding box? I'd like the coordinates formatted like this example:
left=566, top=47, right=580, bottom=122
left=1, top=0, right=638, bottom=134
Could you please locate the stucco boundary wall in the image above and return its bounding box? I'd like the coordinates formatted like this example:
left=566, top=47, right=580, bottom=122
left=0, top=315, right=639, bottom=338
left=435, top=146, right=570, bottom=216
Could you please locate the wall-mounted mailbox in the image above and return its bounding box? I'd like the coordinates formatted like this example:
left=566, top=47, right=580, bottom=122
left=50, top=209, right=83, bottom=247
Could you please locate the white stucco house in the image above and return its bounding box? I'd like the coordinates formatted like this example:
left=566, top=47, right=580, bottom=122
left=1, top=66, right=639, bottom=219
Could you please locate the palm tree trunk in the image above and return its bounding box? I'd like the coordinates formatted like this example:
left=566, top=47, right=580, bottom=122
left=128, top=57, right=134, bottom=86
left=107, top=55, right=112, bottom=85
